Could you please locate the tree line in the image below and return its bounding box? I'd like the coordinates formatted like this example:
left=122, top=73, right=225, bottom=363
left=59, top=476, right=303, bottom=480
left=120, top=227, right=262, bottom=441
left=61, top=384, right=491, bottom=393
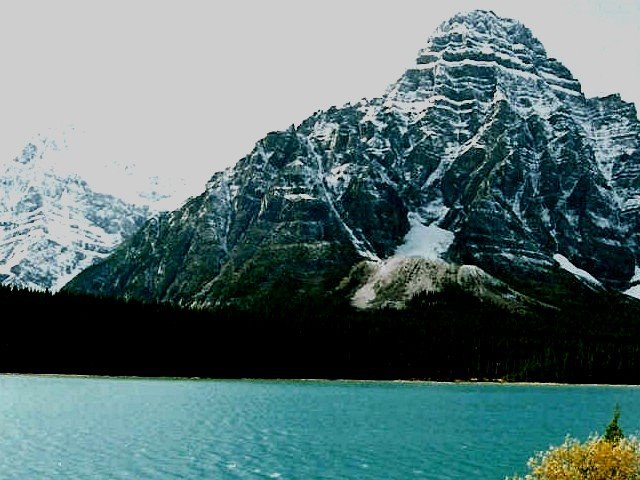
left=0, top=283, right=639, bottom=383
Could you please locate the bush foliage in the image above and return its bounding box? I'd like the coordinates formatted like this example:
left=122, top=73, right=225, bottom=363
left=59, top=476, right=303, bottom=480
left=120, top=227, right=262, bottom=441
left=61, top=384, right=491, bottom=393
left=510, top=409, right=640, bottom=480
left=510, top=436, right=640, bottom=480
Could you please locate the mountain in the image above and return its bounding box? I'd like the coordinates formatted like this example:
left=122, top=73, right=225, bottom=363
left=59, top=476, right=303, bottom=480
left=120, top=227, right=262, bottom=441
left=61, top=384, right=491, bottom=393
left=66, top=10, right=640, bottom=309
left=0, top=131, right=151, bottom=291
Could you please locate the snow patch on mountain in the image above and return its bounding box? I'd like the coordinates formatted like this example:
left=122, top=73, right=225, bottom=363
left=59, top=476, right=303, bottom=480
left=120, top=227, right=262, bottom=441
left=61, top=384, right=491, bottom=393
left=624, top=285, right=640, bottom=300
left=630, top=266, right=640, bottom=284
left=395, top=213, right=454, bottom=260
left=553, top=254, right=602, bottom=287
left=623, top=267, right=640, bottom=299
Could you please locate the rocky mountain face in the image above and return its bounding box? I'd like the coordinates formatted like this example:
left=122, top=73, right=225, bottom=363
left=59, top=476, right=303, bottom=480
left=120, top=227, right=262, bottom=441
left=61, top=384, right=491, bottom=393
left=0, top=134, right=150, bottom=291
left=66, top=10, right=640, bottom=308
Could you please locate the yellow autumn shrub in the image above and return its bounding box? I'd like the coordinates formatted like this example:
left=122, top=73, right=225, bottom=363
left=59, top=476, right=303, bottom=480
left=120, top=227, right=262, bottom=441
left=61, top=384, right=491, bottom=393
left=509, top=435, right=640, bottom=480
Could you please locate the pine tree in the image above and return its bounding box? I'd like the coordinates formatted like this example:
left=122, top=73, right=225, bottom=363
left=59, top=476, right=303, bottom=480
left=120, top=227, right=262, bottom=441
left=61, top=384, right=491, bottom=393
left=604, top=404, right=624, bottom=444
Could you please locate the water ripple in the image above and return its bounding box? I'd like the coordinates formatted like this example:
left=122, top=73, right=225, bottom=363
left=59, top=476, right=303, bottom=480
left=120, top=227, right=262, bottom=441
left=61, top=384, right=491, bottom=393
left=0, top=377, right=638, bottom=479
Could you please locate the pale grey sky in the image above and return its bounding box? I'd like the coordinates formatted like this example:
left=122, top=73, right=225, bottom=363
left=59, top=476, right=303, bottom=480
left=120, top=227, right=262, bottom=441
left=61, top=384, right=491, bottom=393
left=0, top=0, right=638, bottom=201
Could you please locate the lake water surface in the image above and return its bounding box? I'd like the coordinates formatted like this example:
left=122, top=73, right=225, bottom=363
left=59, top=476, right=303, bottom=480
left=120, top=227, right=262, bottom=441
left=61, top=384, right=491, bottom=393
left=0, top=376, right=638, bottom=479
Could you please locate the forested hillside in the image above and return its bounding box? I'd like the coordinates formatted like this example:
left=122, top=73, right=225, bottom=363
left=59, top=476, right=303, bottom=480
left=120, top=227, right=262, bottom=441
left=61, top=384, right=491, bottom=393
left=3, top=285, right=639, bottom=383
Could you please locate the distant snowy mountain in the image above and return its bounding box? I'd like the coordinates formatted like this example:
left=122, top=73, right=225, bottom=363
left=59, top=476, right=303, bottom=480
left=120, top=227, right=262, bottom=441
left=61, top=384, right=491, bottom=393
left=11, top=126, right=193, bottom=211
left=66, top=10, right=640, bottom=308
left=0, top=130, right=154, bottom=291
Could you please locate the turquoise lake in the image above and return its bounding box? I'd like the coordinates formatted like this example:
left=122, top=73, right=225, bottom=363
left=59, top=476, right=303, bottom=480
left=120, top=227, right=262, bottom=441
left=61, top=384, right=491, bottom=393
left=0, top=376, right=638, bottom=479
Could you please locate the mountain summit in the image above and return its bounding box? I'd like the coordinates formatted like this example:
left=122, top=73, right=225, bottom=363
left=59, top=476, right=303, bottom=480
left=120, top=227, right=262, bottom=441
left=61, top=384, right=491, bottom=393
left=66, top=10, right=640, bottom=307
left=0, top=132, right=151, bottom=291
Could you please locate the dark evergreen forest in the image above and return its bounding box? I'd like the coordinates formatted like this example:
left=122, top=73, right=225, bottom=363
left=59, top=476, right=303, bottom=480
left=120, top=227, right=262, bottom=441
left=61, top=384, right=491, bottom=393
left=1, top=284, right=639, bottom=384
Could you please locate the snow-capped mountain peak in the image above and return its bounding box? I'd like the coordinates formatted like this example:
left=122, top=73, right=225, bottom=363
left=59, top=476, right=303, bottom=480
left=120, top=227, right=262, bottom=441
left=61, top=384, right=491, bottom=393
left=66, top=11, right=640, bottom=309
left=0, top=130, right=152, bottom=291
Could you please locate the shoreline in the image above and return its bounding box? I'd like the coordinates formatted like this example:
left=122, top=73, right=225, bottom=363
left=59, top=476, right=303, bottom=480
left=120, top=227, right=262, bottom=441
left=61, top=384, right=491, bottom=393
left=2, top=372, right=639, bottom=388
